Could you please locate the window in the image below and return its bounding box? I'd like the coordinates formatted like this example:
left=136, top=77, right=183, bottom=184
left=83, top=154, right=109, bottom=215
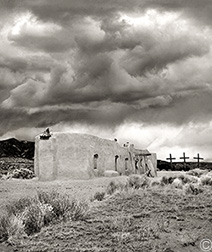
left=93, top=154, right=98, bottom=169
left=125, top=158, right=128, bottom=170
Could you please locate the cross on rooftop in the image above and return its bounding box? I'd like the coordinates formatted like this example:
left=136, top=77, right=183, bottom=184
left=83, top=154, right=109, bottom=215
left=193, top=153, right=204, bottom=168
left=166, top=154, right=176, bottom=170
left=180, top=152, right=189, bottom=169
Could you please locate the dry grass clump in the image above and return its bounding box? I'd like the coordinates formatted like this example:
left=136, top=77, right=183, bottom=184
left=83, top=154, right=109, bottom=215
left=160, top=174, right=198, bottom=187
left=183, top=183, right=203, bottom=195
left=23, top=203, right=46, bottom=235
left=187, top=168, right=208, bottom=177
left=106, top=175, right=150, bottom=196
left=0, top=216, right=10, bottom=242
left=37, top=190, right=89, bottom=221
left=177, top=174, right=198, bottom=184
left=200, top=175, right=212, bottom=186
left=106, top=175, right=150, bottom=197
left=106, top=181, right=124, bottom=195
left=0, top=191, right=89, bottom=242
left=127, top=175, right=150, bottom=189
left=103, top=172, right=208, bottom=201
left=6, top=197, right=34, bottom=216
left=158, top=174, right=205, bottom=193
left=160, top=176, right=177, bottom=185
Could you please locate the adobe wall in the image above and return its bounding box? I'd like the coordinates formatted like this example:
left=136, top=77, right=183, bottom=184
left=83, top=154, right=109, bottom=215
left=35, top=133, right=133, bottom=180
left=35, top=132, right=157, bottom=180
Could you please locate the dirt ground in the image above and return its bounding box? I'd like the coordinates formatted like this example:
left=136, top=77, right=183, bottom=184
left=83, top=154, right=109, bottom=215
left=0, top=171, right=181, bottom=216
left=0, top=175, right=130, bottom=217
left=0, top=171, right=211, bottom=252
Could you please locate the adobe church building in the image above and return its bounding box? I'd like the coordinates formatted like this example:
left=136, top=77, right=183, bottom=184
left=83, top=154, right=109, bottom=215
left=34, top=132, right=157, bottom=180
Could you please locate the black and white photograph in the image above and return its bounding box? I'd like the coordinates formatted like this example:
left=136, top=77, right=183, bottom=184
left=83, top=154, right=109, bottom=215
left=0, top=0, right=212, bottom=251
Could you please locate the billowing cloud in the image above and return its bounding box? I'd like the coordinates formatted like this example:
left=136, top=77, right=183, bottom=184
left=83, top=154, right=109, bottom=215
left=1, top=0, right=212, bottom=160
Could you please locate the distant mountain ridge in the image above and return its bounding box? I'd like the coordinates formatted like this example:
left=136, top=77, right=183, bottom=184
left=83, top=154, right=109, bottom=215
left=0, top=138, right=34, bottom=160
left=157, top=159, right=212, bottom=171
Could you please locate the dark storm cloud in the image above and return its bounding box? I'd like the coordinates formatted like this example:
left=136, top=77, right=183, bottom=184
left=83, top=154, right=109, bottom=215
left=0, top=102, right=131, bottom=138
left=0, top=54, right=54, bottom=72
left=1, top=0, right=212, bottom=140
left=3, top=0, right=212, bottom=26
left=128, top=89, right=212, bottom=126
left=122, top=36, right=209, bottom=76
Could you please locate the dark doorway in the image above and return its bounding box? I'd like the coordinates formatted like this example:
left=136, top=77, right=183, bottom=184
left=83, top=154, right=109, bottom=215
left=125, top=157, right=128, bottom=170
left=135, top=158, right=139, bottom=174
left=115, top=155, right=119, bottom=171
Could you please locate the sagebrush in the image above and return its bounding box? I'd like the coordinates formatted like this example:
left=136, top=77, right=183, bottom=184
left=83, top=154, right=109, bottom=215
left=0, top=191, right=89, bottom=242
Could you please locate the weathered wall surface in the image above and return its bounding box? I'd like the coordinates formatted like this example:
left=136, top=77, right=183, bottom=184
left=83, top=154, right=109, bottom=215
left=35, top=133, right=132, bottom=180
left=35, top=132, right=157, bottom=180
left=35, top=136, right=57, bottom=180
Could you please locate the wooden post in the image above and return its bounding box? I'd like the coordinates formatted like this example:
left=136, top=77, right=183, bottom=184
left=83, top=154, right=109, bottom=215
left=179, top=152, right=189, bottom=170
left=166, top=154, right=176, bottom=170
left=193, top=153, right=203, bottom=168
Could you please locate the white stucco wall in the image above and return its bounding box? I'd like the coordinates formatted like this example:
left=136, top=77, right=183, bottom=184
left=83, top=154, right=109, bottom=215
left=35, top=132, right=157, bottom=180
left=35, top=133, right=132, bottom=180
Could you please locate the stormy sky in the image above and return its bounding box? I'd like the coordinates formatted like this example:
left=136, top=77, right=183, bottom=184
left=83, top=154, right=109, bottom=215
left=1, top=0, right=212, bottom=161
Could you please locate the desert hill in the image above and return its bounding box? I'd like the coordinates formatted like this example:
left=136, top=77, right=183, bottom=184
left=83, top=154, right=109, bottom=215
left=0, top=138, right=34, bottom=160
left=157, top=159, right=212, bottom=171
left=0, top=138, right=34, bottom=177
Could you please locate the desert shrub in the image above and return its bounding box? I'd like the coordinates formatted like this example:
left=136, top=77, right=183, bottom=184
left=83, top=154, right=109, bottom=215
left=1, top=191, right=89, bottom=240
left=183, top=183, right=203, bottom=195
left=70, top=200, right=89, bottom=221
left=106, top=181, right=120, bottom=195
left=0, top=216, right=10, bottom=242
left=8, top=168, right=35, bottom=179
left=0, top=213, right=27, bottom=242
left=37, top=190, right=70, bottom=219
left=178, top=174, right=198, bottom=184
left=37, top=191, right=70, bottom=220
left=160, top=176, right=168, bottom=185
left=160, top=176, right=176, bottom=185
left=37, top=190, right=89, bottom=221
left=23, top=203, right=45, bottom=235
left=7, top=214, right=25, bottom=239
left=127, top=175, right=150, bottom=189
left=93, top=191, right=105, bottom=201
left=200, top=175, right=212, bottom=186
left=187, top=168, right=208, bottom=178
left=38, top=203, right=55, bottom=225
left=160, top=174, right=198, bottom=187
left=6, top=197, right=34, bottom=216
left=178, top=175, right=192, bottom=184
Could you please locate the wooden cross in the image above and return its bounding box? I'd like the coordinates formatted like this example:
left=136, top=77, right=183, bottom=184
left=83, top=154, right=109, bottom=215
left=166, top=154, right=176, bottom=170
left=193, top=153, right=204, bottom=168
left=180, top=152, right=189, bottom=169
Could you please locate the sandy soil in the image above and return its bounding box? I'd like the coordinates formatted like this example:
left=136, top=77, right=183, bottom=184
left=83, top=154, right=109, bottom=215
left=0, top=175, right=129, bottom=217
left=0, top=171, right=182, bottom=214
